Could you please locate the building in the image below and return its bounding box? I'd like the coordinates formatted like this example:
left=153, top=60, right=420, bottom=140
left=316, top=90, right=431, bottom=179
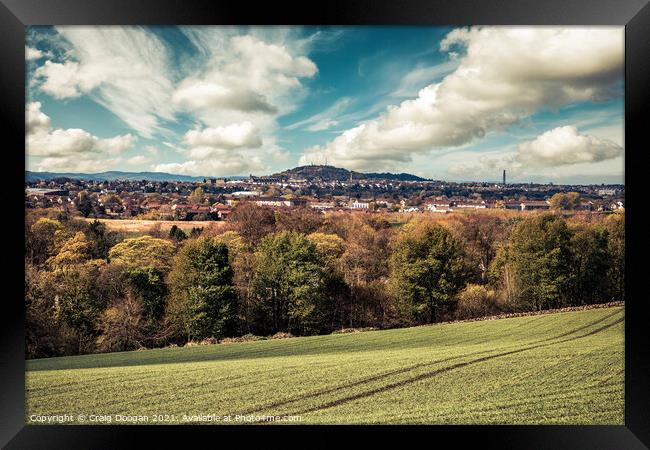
left=519, top=200, right=550, bottom=211
left=249, top=175, right=282, bottom=185
left=232, top=190, right=261, bottom=197
left=349, top=200, right=371, bottom=209
left=309, top=201, right=336, bottom=210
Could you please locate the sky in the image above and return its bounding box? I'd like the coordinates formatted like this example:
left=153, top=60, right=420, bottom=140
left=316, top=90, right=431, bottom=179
left=25, top=26, right=624, bottom=184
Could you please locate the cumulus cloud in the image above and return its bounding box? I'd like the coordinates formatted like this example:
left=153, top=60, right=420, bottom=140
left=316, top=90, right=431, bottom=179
left=32, top=26, right=175, bottom=138
left=184, top=122, right=262, bottom=149
left=517, top=126, right=622, bottom=166
left=172, top=32, right=317, bottom=124
left=26, top=46, right=45, bottom=60
left=300, top=27, right=623, bottom=171
left=153, top=156, right=264, bottom=177
left=447, top=126, right=623, bottom=178
left=31, top=27, right=322, bottom=174
left=152, top=122, right=266, bottom=176
left=26, top=102, right=135, bottom=172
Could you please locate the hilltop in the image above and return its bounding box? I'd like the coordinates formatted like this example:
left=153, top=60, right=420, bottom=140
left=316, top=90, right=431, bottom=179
left=272, top=165, right=428, bottom=182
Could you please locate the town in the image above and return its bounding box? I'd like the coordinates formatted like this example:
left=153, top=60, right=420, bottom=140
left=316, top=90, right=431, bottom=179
left=25, top=165, right=625, bottom=221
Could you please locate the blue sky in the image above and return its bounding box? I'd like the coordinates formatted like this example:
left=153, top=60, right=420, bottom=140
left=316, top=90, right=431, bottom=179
left=26, top=26, right=624, bottom=184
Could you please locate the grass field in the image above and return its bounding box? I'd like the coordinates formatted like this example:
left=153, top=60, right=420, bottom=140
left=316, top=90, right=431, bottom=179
left=26, top=306, right=624, bottom=425
left=81, top=218, right=226, bottom=233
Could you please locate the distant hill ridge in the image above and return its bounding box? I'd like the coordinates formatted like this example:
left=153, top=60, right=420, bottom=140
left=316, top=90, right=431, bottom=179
left=271, top=165, right=428, bottom=182
left=26, top=166, right=428, bottom=183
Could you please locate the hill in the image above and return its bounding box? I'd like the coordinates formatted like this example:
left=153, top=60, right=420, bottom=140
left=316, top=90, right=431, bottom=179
left=26, top=306, right=624, bottom=424
left=26, top=170, right=207, bottom=183
left=272, top=165, right=428, bottom=182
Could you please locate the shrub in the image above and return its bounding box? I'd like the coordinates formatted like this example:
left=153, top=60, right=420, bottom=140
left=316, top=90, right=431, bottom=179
left=455, top=284, right=505, bottom=320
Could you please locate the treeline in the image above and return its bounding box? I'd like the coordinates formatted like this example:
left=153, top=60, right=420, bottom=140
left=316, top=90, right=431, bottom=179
left=25, top=205, right=624, bottom=358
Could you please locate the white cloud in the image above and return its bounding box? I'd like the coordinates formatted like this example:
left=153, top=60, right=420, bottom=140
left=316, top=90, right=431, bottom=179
left=517, top=126, right=623, bottom=167
left=172, top=32, right=317, bottom=125
left=391, top=60, right=459, bottom=98
left=26, top=46, right=45, bottom=60
left=26, top=102, right=135, bottom=172
left=127, top=155, right=151, bottom=165
left=300, top=27, right=623, bottom=171
left=183, top=122, right=262, bottom=149
left=26, top=101, right=51, bottom=134
left=32, top=26, right=176, bottom=138
left=153, top=156, right=264, bottom=177
left=152, top=122, right=267, bottom=176
left=447, top=126, right=623, bottom=179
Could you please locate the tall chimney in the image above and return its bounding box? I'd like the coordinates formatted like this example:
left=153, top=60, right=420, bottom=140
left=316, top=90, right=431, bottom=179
left=503, top=169, right=506, bottom=185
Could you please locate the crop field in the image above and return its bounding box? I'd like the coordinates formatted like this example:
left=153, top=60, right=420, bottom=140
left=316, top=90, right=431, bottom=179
left=81, top=218, right=226, bottom=233
left=26, top=306, right=624, bottom=425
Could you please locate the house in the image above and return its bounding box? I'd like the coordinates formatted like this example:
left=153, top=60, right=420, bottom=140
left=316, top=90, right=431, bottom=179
left=309, top=201, right=335, bottom=210
left=426, top=202, right=453, bottom=213
left=349, top=200, right=371, bottom=209
left=254, top=198, right=307, bottom=208
left=454, top=200, right=487, bottom=209
left=210, top=203, right=232, bottom=220
left=519, top=200, right=550, bottom=211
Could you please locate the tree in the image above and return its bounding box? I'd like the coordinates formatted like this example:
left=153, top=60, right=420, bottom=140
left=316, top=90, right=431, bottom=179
left=605, top=211, right=624, bottom=301
left=47, top=232, right=92, bottom=268
left=506, top=214, right=575, bottom=310
left=108, top=236, right=176, bottom=271
left=76, top=191, right=94, bottom=217
left=96, top=293, right=146, bottom=352
left=86, top=219, right=120, bottom=260
left=251, top=231, right=329, bottom=335
left=570, top=224, right=610, bottom=304
left=549, top=192, right=582, bottom=210
left=188, top=187, right=206, bottom=205
left=454, top=214, right=506, bottom=283
left=169, top=225, right=187, bottom=242
left=229, top=202, right=276, bottom=248
left=275, top=208, right=324, bottom=234
left=455, top=284, right=503, bottom=319
left=389, top=222, right=467, bottom=324
left=166, top=237, right=238, bottom=340
left=307, top=232, right=345, bottom=263
left=51, top=260, right=107, bottom=354
left=122, top=266, right=168, bottom=320
left=28, top=218, right=63, bottom=266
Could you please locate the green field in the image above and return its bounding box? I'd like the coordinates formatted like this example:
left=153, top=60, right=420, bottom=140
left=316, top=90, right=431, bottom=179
left=26, top=306, right=624, bottom=425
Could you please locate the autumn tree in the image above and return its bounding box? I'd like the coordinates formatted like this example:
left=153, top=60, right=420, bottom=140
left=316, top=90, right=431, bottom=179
left=188, top=187, right=206, bottom=205
left=605, top=211, right=625, bottom=301
left=28, top=218, right=63, bottom=266
left=454, top=214, right=507, bottom=283
left=229, top=202, right=276, bottom=248
left=108, top=236, right=176, bottom=271
left=549, top=192, right=582, bottom=210
left=96, top=293, right=146, bottom=352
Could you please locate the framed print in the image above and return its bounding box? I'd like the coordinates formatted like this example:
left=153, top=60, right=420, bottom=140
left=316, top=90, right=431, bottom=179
left=1, top=0, right=648, bottom=447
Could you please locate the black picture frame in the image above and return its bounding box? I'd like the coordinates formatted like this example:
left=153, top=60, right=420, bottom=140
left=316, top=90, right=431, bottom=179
left=2, top=0, right=648, bottom=447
